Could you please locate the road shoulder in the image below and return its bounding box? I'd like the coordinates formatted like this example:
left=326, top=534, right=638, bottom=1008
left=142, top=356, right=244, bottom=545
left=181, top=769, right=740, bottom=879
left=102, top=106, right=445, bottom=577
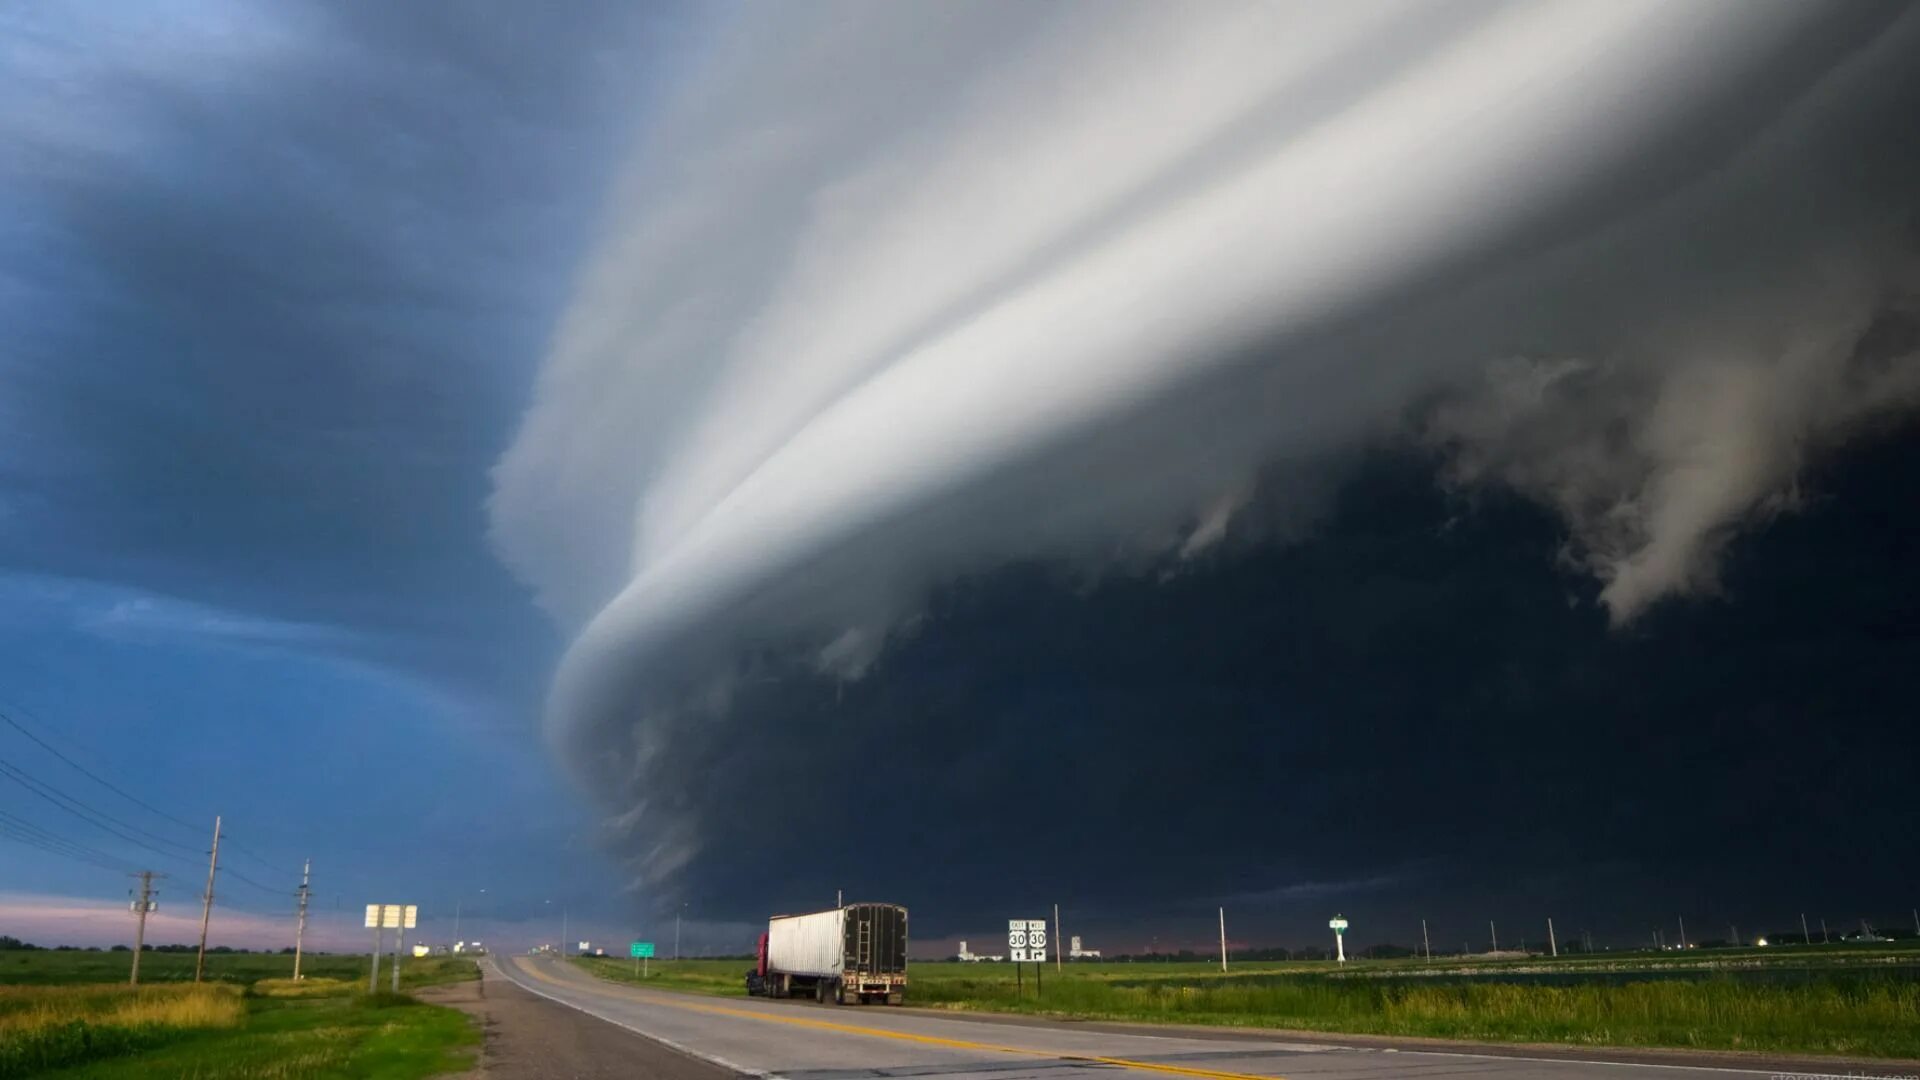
left=419, top=962, right=737, bottom=1080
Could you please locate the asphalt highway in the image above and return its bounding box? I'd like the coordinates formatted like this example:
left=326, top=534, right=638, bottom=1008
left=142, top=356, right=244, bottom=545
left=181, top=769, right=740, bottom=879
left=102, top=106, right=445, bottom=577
left=488, top=954, right=1893, bottom=1080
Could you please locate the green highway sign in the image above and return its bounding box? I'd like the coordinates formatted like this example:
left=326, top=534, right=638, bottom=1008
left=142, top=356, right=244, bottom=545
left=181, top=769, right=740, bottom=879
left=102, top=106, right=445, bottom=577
left=631, top=941, right=655, bottom=958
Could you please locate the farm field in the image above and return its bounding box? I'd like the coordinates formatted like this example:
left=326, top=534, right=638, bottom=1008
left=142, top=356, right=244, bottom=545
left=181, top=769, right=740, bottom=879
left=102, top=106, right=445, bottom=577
left=0, top=949, right=479, bottom=1079
left=575, top=944, right=1920, bottom=1059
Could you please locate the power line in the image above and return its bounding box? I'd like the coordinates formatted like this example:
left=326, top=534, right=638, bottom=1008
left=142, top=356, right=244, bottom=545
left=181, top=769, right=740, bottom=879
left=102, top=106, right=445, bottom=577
left=0, top=706, right=204, bottom=834
left=219, top=862, right=297, bottom=899
left=0, top=825, right=129, bottom=873
left=0, top=806, right=133, bottom=864
left=220, top=836, right=297, bottom=878
left=1, top=704, right=299, bottom=877
left=0, top=757, right=203, bottom=870
left=0, top=810, right=135, bottom=873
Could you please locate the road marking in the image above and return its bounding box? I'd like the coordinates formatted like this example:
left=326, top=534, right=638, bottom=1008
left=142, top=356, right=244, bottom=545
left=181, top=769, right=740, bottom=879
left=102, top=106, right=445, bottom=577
left=489, top=956, right=777, bottom=1078
left=507, top=958, right=1796, bottom=1080
left=509, top=957, right=1291, bottom=1080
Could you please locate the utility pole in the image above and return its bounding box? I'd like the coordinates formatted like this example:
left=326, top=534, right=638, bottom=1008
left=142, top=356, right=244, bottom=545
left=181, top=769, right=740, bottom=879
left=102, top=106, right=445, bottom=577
left=1421, top=919, right=1431, bottom=961
left=1821, top=917, right=1829, bottom=944
left=1547, top=917, right=1558, bottom=958
left=1218, top=907, right=1227, bottom=973
left=1489, top=921, right=1498, bottom=954
left=293, top=859, right=311, bottom=981
left=562, top=909, right=569, bottom=957
left=1801, top=913, right=1811, bottom=946
left=1055, top=903, right=1062, bottom=974
left=1730, top=924, right=1739, bottom=948
left=675, top=904, right=684, bottom=960
left=194, top=815, right=222, bottom=983
left=129, top=871, right=161, bottom=985
left=1912, top=908, right=1918, bottom=938
left=1677, top=916, right=1687, bottom=950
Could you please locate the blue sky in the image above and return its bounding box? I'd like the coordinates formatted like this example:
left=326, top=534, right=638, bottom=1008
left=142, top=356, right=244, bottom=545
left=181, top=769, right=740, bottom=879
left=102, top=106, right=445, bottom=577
left=0, top=0, right=708, bottom=950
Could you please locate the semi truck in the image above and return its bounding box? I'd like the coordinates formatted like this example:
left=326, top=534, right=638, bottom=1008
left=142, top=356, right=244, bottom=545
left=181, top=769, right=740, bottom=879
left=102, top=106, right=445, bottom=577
left=745, top=902, right=908, bottom=1004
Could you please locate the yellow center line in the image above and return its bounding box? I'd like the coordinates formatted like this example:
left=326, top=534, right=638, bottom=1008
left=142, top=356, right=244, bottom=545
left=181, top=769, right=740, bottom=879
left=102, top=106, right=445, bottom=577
left=511, top=959, right=1287, bottom=1080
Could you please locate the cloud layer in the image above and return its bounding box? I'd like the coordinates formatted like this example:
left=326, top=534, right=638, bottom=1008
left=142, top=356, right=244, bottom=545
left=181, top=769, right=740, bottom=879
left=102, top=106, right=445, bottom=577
left=489, top=2, right=1920, bottom=912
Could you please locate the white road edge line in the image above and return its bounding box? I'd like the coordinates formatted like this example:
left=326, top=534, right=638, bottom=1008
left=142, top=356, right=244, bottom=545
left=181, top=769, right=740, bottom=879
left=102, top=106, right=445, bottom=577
left=1388, top=1047, right=1795, bottom=1077
left=486, top=955, right=784, bottom=1080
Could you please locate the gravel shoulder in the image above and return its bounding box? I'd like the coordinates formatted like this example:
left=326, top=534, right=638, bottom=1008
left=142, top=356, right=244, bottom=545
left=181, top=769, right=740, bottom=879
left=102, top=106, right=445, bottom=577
left=418, top=964, right=737, bottom=1079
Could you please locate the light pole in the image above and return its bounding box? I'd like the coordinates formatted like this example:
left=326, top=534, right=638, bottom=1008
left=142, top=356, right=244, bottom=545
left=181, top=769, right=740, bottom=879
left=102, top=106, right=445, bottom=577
left=453, top=888, right=485, bottom=948
left=675, top=903, right=686, bottom=960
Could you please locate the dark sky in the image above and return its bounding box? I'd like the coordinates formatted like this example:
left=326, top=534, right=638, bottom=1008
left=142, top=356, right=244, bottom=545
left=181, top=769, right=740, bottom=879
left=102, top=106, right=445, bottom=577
left=614, top=428, right=1920, bottom=951
left=2, top=3, right=1917, bottom=955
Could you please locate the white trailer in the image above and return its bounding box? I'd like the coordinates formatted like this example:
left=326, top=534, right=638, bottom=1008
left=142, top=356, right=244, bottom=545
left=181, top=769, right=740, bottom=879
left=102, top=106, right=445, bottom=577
left=749, top=903, right=908, bottom=1004
left=768, top=908, right=845, bottom=978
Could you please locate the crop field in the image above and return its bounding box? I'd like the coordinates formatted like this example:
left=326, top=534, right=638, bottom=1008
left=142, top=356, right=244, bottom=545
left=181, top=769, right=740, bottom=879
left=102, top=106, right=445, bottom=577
left=576, top=944, right=1920, bottom=1059
left=0, top=948, right=471, bottom=988
left=0, top=950, right=479, bottom=1079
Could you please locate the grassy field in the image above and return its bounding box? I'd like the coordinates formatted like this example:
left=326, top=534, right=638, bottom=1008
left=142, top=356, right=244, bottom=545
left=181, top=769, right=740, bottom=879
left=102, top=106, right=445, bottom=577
left=575, top=948, right=1920, bottom=1059
left=0, top=949, right=467, bottom=988
left=0, top=951, right=479, bottom=1079
left=576, top=955, right=750, bottom=998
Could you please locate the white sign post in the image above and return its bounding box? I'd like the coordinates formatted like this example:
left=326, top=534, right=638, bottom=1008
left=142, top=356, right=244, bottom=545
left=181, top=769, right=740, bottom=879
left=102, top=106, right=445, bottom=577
left=1329, top=915, right=1349, bottom=964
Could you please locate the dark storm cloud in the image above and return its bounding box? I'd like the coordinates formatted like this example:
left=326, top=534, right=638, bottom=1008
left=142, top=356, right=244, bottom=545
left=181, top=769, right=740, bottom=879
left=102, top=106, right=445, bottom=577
left=0, top=2, right=671, bottom=696
left=606, top=432, right=1920, bottom=942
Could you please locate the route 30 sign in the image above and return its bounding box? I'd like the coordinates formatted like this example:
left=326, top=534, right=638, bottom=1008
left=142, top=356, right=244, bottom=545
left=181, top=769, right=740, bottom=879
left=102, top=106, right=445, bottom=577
left=1008, top=918, right=1048, bottom=963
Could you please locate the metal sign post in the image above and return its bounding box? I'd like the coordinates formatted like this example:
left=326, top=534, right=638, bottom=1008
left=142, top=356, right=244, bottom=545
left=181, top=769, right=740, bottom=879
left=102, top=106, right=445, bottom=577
left=365, top=905, right=382, bottom=992
left=1329, top=915, right=1349, bottom=964
left=366, top=903, right=418, bottom=993
left=631, top=940, right=654, bottom=978
left=1009, top=918, right=1047, bottom=998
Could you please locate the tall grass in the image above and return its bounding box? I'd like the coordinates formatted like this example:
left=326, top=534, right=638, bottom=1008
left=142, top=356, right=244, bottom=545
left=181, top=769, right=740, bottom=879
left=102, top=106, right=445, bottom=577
left=0, top=983, right=244, bottom=1078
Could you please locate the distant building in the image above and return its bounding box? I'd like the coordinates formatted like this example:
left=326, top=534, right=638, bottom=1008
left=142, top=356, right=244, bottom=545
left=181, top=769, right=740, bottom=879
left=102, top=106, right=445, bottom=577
left=956, top=940, right=1004, bottom=962
left=1069, top=935, right=1102, bottom=959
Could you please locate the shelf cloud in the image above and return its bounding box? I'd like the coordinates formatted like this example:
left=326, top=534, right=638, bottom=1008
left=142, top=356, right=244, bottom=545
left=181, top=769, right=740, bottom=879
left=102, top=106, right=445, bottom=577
left=489, top=1, right=1920, bottom=911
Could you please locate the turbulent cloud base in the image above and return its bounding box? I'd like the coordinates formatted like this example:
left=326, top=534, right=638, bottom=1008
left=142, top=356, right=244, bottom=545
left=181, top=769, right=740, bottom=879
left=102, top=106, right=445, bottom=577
left=489, top=1, right=1920, bottom=913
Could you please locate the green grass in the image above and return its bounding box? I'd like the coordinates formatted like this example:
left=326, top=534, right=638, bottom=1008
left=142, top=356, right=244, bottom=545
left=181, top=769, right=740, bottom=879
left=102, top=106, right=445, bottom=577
left=1, top=982, right=246, bottom=1079
left=575, top=956, right=751, bottom=997
left=0, top=953, right=480, bottom=1079
left=28, top=990, right=478, bottom=1080
left=0, top=948, right=478, bottom=990
left=574, top=952, right=1920, bottom=1059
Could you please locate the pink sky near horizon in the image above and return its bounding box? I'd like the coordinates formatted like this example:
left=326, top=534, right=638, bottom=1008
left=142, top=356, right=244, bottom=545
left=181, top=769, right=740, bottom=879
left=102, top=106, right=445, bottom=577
left=0, top=892, right=557, bottom=953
